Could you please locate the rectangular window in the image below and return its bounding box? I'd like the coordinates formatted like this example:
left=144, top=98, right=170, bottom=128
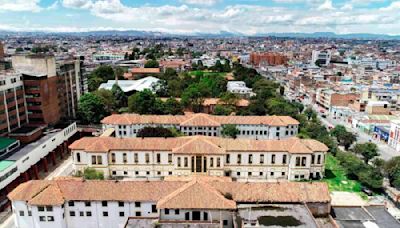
left=70, top=211, right=75, bottom=216
left=156, top=153, right=161, bottom=163
left=136, top=212, right=141, bottom=216
left=271, top=154, right=276, bottom=164
left=237, top=154, right=241, bottom=164
left=38, top=206, right=45, bottom=212
left=226, top=154, right=230, bottom=164
left=19, top=211, right=24, bottom=216
left=165, top=209, right=170, bottom=215
left=317, top=155, right=321, bottom=164
left=76, top=153, right=81, bottom=163
left=91, top=155, right=96, bottom=165
left=210, top=157, right=214, bottom=167
left=282, top=155, right=287, bottom=164
left=102, top=201, right=107, bottom=207
left=296, top=157, right=301, bottom=166
left=68, top=201, right=74, bottom=207
left=119, top=212, right=124, bottom=217
left=135, top=202, right=141, bottom=207
left=248, top=154, right=253, bottom=164
left=301, top=157, right=306, bottom=166
left=184, top=157, right=188, bottom=167
left=103, top=212, right=108, bottom=217
left=260, top=154, right=264, bottom=164
left=111, top=153, right=116, bottom=163
left=85, top=202, right=91, bottom=207
left=119, top=202, right=124, bottom=207
left=217, top=158, right=221, bottom=167
left=47, top=216, right=54, bottom=222
left=271, top=172, right=274, bottom=176
left=168, top=154, right=172, bottom=163
left=86, top=211, right=92, bottom=217
left=46, top=206, right=53, bottom=212
left=123, top=153, right=127, bottom=163
left=152, top=205, right=157, bottom=213
left=145, top=153, right=150, bottom=163
left=178, top=157, right=181, bottom=167
left=175, top=209, right=180, bottom=215
left=311, top=155, right=315, bottom=164
left=39, top=216, right=46, bottom=222
left=97, top=156, right=102, bottom=165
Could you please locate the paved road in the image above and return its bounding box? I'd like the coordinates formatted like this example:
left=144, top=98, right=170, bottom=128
left=0, top=158, right=73, bottom=228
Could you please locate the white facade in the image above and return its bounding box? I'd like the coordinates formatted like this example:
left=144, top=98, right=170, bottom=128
left=71, top=137, right=326, bottom=181
left=0, top=123, right=77, bottom=190
left=227, top=81, right=255, bottom=97
left=312, top=50, right=331, bottom=66
left=389, top=120, right=400, bottom=152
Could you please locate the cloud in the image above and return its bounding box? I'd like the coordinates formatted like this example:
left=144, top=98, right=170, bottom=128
left=62, top=0, right=93, bottom=9
left=0, top=0, right=42, bottom=12
left=317, top=0, right=335, bottom=10
left=180, top=0, right=221, bottom=6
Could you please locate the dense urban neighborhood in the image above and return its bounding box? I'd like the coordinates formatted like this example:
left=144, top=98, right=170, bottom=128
left=1, top=1, right=400, bottom=227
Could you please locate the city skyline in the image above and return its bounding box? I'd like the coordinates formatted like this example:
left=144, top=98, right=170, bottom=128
left=0, top=0, right=400, bottom=35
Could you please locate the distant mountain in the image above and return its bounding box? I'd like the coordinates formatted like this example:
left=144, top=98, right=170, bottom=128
left=0, top=29, right=399, bottom=40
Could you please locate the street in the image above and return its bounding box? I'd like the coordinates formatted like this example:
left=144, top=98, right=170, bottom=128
left=0, top=158, right=73, bottom=228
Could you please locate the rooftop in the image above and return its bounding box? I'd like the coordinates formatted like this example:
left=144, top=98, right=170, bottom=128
left=69, top=136, right=328, bottom=154
left=0, top=137, right=17, bottom=151
left=0, top=160, right=15, bottom=172
left=8, top=178, right=330, bottom=207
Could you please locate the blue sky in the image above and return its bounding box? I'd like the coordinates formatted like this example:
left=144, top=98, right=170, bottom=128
left=0, top=0, right=399, bottom=34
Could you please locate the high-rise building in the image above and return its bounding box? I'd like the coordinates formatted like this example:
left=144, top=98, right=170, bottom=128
left=0, top=72, right=28, bottom=136
left=11, top=54, right=85, bottom=124
left=311, top=50, right=331, bottom=66
left=250, top=52, right=288, bottom=66
left=0, top=42, right=4, bottom=60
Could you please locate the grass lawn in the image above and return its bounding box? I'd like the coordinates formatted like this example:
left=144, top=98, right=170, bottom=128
left=189, top=70, right=227, bottom=78
left=321, top=154, right=363, bottom=193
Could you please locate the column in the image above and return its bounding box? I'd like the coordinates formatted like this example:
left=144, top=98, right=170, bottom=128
left=51, top=152, right=57, bottom=166
left=42, top=158, right=48, bottom=172
left=33, top=165, right=39, bottom=180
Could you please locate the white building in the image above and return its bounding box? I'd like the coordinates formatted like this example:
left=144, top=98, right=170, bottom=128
left=70, top=136, right=328, bottom=181
left=98, top=76, right=160, bottom=94
left=311, top=50, right=331, bottom=66
left=389, top=120, right=400, bottom=152
left=226, top=81, right=255, bottom=98
left=8, top=177, right=331, bottom=228
left=101, top=113, right=299, bottom=139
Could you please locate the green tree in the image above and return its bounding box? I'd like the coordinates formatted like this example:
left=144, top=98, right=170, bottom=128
left=128, top=89, right=164, bottom=114
left=219, top=92, right=239, bottom=106
left=81, top=168, right=104, bottom=180
left=181, top=85, right=208, bottom=113
left=304, top=107, right=317, bottom=121
left=88, top=65, right=115, bottom=91
left=352, top=143, right=379, bottom=164
left=77, top=93, right=106, bottom=124
left=213, top=105, right=235, bottom=115
left=111, top=84, right=127, bottom=109
left=384, top=157, right=400, bottom=189
left=221, top=124, right=240, bottom=139
left=144, top=59, right=159, bottom=68
left=94, top=89, right=116, bottom=114
left=331, top=125, right=357, bottom=150
left=137, top=127, right=175, bottom=138
left=164, top=98, right=183, bottom=115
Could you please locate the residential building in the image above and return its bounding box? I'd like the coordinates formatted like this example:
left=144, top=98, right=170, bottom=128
left=0, top=72, right=28, bottom=135
left=312, top=50, right=331, bottom=66
left=8, top=177, right=331, bottom=228
left=101, top=113, right=299, bottom=139
left=316, top=88, right=359, bottom=111
left=226, top=81, right=255, bottom=98
left=11, top=54, right=85, bottom=124
left=92, top=53, right=125, bottom=62
left=0, top=42, right=4, bottom=60
left=250, top=52, right=288, bottom=66
left=70, top=136, right=327, bottom=180
left=389, top=120, right=400, bottom=152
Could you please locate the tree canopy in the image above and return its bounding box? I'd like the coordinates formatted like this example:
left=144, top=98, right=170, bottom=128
left=77, top=93, right=107, bottom=124
left=221, top=124, right=240, bottom=139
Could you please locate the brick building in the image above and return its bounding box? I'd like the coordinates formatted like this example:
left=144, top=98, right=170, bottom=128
left=250, top=52, right=288, bottom=66
left=11, top=54, right=85, bottom=124
left=0, top=72, right=28, bottom=135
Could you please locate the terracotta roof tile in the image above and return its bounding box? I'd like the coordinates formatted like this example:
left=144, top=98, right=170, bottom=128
left=101, top=113, right=299, bottom=126
left=69, top=136, right=328, bottom=154
left=8, top=179, right=330, bottom=207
